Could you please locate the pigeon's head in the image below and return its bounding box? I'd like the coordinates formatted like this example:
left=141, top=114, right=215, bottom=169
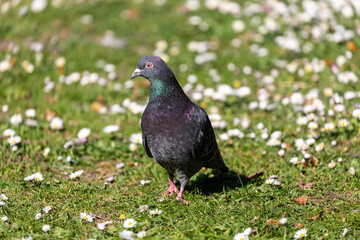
left=131, top=56, right=174, bottom=81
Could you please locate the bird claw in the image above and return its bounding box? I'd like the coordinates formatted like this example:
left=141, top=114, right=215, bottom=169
left=163, top=181, right=178, bottom=196
left=163, top=188, right=178, bottom=196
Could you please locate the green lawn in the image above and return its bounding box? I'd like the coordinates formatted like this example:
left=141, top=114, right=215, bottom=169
left=1, top=0, right=360, bottom=239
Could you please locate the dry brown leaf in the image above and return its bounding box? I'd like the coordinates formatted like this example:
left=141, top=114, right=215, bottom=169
left=295, top=223, right=304, bottom=229
left=298, top=179, right=313, bottom=190
left=294, top=195, right=308, bottom=205
left=99, top=161, right=111, bottom=167
left=308, top=211, right=323, bottom=221
left=128, top=162, right=136, bottom=167
left=347, top=41, right=356, bottom=51
left=91, top=101, right=104, bottom=112
left=324, top=59, right=334, bottom=66
left=266, top=218, right=278, bottom=225
left=93, top=133, right=100, bottom=140
left=56, top=68, right=65, bottom=75
left=45, top=108, right=56, bottom=121
left=247, top=169, right=264, bottom=179
left=309, top=156, right=319, bottom=166
left=181, top=199, right=189, bottom=205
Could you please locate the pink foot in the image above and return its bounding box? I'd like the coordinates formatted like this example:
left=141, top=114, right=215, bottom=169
left=175, top=190, right=184, bottom=200
left=164, top=179, right=178, bottom=196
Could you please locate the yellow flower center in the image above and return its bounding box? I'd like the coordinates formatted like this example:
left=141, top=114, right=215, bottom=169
left=136, top=139, right=140, bottom=143
left=75, top=175, right=79, bottom=178
left=120, top=214, right=125, bottom=219
left=128, top=222, right=132, bottom=226
left=36, top=177, right=39, bottom=181
left=300, top=233, right=305, bottom=237
left=341, top=122, right=345, bottom=127
left=84, top=216, right=88, bottom=219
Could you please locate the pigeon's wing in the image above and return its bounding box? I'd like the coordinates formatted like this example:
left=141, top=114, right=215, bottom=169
left=141, top=109, right=153, bottom=158
left=142, top=136, right=153, bottom=158
left=191, top=105, right=227, bottom=170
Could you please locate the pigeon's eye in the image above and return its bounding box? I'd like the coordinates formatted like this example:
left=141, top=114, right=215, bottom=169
left=145, top=62, right=153, bottom=69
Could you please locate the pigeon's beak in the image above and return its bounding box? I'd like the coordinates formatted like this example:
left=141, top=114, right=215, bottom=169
left=131, top=68, right=142, bottom=79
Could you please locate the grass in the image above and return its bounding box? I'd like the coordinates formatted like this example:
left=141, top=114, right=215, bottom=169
left=1, top=0, right=360, bottom=239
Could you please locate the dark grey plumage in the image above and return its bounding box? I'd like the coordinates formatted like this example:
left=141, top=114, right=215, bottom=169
left=131, top=55, right=228, bottom=199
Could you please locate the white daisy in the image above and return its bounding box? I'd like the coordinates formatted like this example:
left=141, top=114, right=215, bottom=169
left=294, top=228, right=308, bottom=239
left=42, top=224, right=50, bottom=232
left=3, top=129, right=15, bottom=138
left=233, top=232, right=248, bottom=240
left=130, top=133, right=142, bottom=144
left=119, top=230, right=134, bottom=240
left=290, top=157, right=299, bottom=165
left=77, top=128, right=91, bottom=141
left=338, top=119, right=349, bottom=128
left=140, top=179, right=151, bottom=185
left=80, top=212, right=94, bottom=222
left=149, top=209, right=163, bottom=215
left=328, top=161, right=336, bottom=169
left=324, top=123, right=334, bottom=132
left=352, top=109, right=360, bottom=119
left=123, top=218, right=137, bottom=228
left=10, top=113, right=23, bottom=126
left=0, top=194, right=8, bottom=201
left=315, top=142, right=324, bottom=152
left=129, top=143, right=137, bottom=151
left=7, top=135, right=21, bottom=146
left=43, top=206, right=52, bottom=213
left=34, top=172, right=44, bottom=182
left=103, top=125, right=119, bottom=133
left=137, top=231, right=146, bottom=238
left=69, top=170, right=84, bottom=179
left=25, top=109, right=36, bottom=118
left=43, top=147, right=50, bottom=157
left=55, top=57, right=66, bottom=68
left=50, top=117, right=63, bottom=130
left=97, top=223, right=106, bottom=230
left=279, top=217, right=287, bottom=225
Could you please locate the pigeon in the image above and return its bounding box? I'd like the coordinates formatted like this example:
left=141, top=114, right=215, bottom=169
left=131, top=55, right=228, bottom=200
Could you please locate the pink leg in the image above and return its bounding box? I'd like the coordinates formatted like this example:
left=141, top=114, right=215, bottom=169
left=164, top=179, right=178, bottom=195
left=176, top=190, right=184, bottom=200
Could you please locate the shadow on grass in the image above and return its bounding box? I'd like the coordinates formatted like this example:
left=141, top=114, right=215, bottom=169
left=186, top=171, right=250, bottom=195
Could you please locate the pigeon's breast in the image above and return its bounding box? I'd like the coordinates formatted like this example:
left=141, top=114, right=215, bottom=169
left=146, top=125, right=194, bottom=166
